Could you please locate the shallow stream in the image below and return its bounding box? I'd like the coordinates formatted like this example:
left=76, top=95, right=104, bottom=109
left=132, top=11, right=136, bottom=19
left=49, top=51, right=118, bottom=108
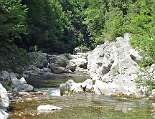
left=10, top=88, right=155, bottom=119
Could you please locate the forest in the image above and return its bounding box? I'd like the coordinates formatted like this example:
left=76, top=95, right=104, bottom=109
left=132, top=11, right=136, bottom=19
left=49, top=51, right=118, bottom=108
left=0, top=0, right=155, bottom=72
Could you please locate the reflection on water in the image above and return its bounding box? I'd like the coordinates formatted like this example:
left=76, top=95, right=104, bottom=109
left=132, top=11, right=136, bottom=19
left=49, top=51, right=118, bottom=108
left=11, top=88, right=155, bottom=119
left=42, top=88, right=155, bottom=119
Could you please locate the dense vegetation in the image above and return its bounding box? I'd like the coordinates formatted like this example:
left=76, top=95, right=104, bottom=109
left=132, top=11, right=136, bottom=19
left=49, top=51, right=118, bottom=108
left=0, top=0, right=155, bottom=72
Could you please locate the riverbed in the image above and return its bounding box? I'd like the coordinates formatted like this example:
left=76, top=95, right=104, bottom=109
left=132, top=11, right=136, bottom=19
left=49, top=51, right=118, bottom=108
left=9, top=89, right=155, bottom=119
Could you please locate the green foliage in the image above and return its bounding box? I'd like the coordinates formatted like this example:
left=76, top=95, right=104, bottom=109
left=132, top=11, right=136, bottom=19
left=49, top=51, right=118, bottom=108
left=0, top=0, right=28, bottom=73
left=103, top=7, right=124, bottom=41
left=135, top=75, right=155, bottom=92
left=0, top=0, right=155, bottom=72
left=127, top=0, right=155, bottom=67
left=0, top=43, right=28, bottom=73
left=23, top=0, right=69, bottom=53
left=131, top=35, right=155, bottom=67
left=0, top=0, right=27, bottom=41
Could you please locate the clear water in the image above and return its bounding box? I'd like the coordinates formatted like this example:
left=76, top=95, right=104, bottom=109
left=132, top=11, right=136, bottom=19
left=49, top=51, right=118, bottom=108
left=40, top=94, right=155, bottom=119
left=10, top=88, right=155, bottom=119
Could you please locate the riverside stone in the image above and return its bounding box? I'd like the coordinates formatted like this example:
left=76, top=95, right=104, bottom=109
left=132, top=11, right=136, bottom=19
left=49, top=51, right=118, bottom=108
left=87, top=33, right=148, bottom=97
left=37, top=105, right=62, bottom=112
left=0, top=83, right=9, bottom=119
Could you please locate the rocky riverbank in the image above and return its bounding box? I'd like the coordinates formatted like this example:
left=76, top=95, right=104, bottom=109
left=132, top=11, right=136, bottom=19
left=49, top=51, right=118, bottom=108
left=0, top=33, right=155, bottom=118
left=60, top=33, right=155, bottom=98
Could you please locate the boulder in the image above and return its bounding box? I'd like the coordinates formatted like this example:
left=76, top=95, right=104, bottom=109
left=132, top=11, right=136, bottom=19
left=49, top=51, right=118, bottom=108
left=70, top=58, right=87, bottom=69
left=0, top=71, right=10, bottom=81
left=48, top=63, right=70, bottom=74
left=87, top=33, right=149, bottom=97
left=28, top=52, right=48, bottom=68
left=60, top=79, right=94, bottom=95
left=73, top=47, right=90, bottom=54
left=37, top=105, right=62, bottom=113
left=48, top=54, right=70, bottom=67
left=67, top=53, right=88, bottom=72
left=10, top=73, right=33, bottom=92
left=0, top=110, right=9, bottom=119
left=60, top=80, right=83, bottom=96
left=0, top=83, right=9, bottom=119
left=81, top=79, right=93, bottom=92
left=66, top=61, right=76, bottom=72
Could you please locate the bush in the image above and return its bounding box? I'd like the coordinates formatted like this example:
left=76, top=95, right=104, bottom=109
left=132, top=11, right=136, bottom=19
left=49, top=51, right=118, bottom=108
left=0, top=43, right=28, bottom=73
left=131, top=34, right=155, bottom=67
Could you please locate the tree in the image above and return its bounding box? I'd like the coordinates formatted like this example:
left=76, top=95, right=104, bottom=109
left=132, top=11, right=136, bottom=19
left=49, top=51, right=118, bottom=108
left=0, top=0, right=28, bottom=73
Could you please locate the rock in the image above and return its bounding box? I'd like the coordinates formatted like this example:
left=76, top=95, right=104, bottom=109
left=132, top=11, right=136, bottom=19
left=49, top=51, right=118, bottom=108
left=40, top=68, right=51, bottom=73
left=10, top=73, right=33, bottom=92
left=87, top=33, right=149, bottom=97
left=0, top=84, right=9, bottom=108
left=59, top=80, right=74, bottom=96
left=73, top=47, right=90, bottom=54
left=48, top=63, right=70, bottom=74
left=18, top=92, right=30, bottom=96
left=60, top=80, right=83, bottom=96
left=0, top=71, right=12, bottom=90
left=60, top=79, right=94, bottom=95
left=28, top=52, right=48, bottom=68
left=129, top=49, right=142, bottom=62
left=13, top=84, right=34, bottom=92
left=67, top=53, right=88, bottom=72
left=0, top=83, right=9, bottom=119
left=66, top=62, right=76, bottom=72
left=0, top=110, right=9, bottom=119
left=149, top=89, right=155, bottom=99
left=148, top=64, right=155, bottom=80
left=37, top=105, right=62, bottom=112
left=0, top=71, right=10, bottom=81
left=81, top=79, right=93, bottom=92
left=70, top=58, right=87, bottom=69
left=48, top=54, right=70, bottom=67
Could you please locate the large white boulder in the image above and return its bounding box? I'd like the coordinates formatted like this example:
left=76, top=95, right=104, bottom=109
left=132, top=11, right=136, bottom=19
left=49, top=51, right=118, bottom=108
left=87, top=33, right=148, bottom=96
left=0, top=84, right=9, bottom=119
left=0, top=110, right=9, bottom=119
left=0, top=84, right=9, bottom=108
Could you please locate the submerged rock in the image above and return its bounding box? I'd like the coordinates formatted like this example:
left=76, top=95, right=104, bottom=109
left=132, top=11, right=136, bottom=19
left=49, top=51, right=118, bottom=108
left=37, top=105, right=62, bottom=113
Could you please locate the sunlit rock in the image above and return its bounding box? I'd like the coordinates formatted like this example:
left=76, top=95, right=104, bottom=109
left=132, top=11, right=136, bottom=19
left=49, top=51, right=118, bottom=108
left=37, top=105, right=62, bottom=113
left=0, top=83, right=9, bottom=119
left=87, top=33, right=149, bottom=97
